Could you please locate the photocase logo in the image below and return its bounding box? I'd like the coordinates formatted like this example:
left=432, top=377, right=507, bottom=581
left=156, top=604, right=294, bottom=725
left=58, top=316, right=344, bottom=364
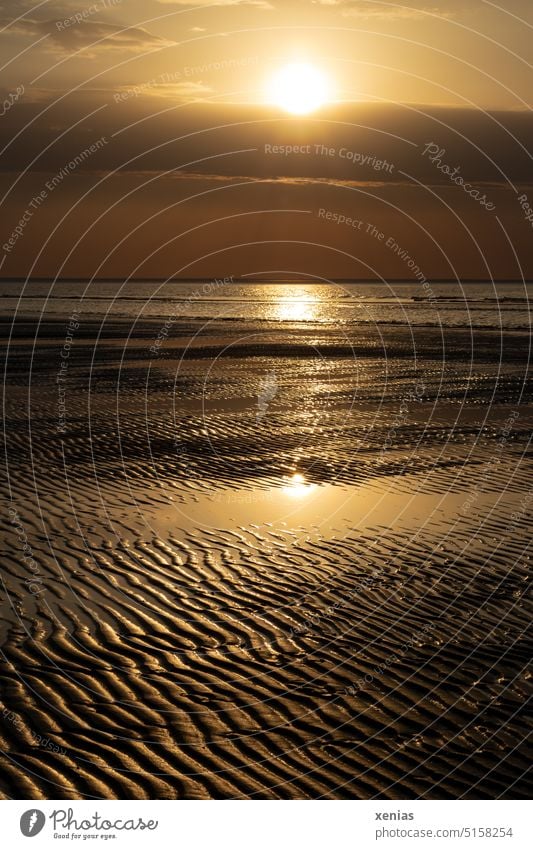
left=20, top=809, right=46, bottom=837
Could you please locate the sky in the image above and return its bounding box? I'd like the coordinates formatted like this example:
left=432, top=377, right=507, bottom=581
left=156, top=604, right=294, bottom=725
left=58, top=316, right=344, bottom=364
left=0, top=0, right=532, bottom=279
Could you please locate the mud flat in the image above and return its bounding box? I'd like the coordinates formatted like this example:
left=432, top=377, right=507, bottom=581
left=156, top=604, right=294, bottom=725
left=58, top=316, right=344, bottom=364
left=1, top=319, right=531, bottom=799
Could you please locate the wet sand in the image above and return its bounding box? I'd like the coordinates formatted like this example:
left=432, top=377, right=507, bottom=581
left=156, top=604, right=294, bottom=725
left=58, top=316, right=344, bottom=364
left=1, top=318, right=532, bottom=799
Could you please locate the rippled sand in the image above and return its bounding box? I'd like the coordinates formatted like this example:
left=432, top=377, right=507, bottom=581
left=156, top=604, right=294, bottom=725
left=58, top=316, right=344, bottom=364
left=1, top=319, right=531, bottom=799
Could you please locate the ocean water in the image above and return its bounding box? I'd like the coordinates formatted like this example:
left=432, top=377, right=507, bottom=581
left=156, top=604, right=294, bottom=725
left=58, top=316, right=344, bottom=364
left=1, top=279, right=532, bottom=329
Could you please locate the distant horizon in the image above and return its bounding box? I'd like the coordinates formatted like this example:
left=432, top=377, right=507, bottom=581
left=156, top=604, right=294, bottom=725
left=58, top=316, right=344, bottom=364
left=2, top=278, right=532, bottom=285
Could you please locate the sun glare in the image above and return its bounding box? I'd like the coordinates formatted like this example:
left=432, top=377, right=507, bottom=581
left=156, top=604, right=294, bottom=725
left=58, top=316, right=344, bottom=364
left=275, top=296, right=319, bottom=322
left=273, top=287, right=321, bottom=321
left=282, top=473, right=316, bottom=498
left=266, top=63, right=331, bottom=115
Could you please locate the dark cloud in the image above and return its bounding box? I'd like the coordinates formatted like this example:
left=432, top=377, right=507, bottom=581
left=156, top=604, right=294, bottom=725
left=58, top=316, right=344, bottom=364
left=0, top=99, right=531, bottom=189
left=47, top=19, right=173, bottom=53
left=0, top=3, right=172, bottom=54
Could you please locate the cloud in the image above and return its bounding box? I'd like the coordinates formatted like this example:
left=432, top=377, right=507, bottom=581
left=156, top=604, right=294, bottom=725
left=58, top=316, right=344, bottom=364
left=0, top=15, right=173, bottom=54
left=313, top=0, right=467, bottom=18
left=113, top=80, right=213, bottom=100
left=1, top=101, right=532, bottom=189
left=157, top=0, right=273, bottom=7
left=313, top=0, right=533, bottom=18
left=49, top=19, right=174, bottom=53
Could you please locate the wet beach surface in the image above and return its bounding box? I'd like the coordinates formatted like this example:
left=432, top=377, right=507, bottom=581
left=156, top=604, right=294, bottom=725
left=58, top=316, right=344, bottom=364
left=1, top=318, right=532, bottom=799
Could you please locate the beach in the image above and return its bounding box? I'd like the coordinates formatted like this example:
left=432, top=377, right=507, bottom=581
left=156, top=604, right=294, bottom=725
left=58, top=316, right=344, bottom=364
left=1, top=304, right=531, bottom=799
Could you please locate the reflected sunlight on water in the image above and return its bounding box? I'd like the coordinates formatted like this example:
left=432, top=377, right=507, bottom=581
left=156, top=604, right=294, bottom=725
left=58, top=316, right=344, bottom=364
left=282, top=472, right=317, bottom=497
left=273, top=287, right=323, bottom=322
left=4, top=280, right=532, bottom=329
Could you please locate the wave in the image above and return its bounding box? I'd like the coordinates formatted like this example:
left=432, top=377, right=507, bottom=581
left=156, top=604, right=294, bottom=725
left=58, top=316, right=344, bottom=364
left=1, top=294, right=532, bottom=308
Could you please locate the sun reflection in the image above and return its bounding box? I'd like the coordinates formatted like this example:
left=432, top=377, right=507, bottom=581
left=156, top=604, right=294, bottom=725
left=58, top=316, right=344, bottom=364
left=282, top=472, right=316, bottom=497
left=274, top=287, right=321, bottom=322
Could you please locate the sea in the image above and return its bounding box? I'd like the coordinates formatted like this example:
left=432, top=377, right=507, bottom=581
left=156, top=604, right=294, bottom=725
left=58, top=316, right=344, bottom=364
left=1, top=279, right=532, bottom=330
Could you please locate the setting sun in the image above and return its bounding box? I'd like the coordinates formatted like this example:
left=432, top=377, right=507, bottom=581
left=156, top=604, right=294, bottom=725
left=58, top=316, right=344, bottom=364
left=266, top=62, right=331, bottom=115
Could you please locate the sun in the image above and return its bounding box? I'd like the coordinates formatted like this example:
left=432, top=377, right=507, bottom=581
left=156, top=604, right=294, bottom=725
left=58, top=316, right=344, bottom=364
left=266, top=63, right=331, bottom=115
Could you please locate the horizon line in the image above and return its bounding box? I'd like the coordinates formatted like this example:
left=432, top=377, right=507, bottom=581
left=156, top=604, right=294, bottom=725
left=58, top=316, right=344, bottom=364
left=1, top=277, right=531, bottom=284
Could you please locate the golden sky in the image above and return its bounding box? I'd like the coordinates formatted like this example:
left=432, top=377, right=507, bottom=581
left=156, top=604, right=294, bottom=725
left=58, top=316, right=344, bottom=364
left=1, top=0, right=532, bottom=278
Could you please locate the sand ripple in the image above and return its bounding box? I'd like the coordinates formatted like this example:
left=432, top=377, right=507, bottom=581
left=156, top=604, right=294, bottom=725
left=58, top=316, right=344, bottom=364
left=1, top=320, right=531, bottom=798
